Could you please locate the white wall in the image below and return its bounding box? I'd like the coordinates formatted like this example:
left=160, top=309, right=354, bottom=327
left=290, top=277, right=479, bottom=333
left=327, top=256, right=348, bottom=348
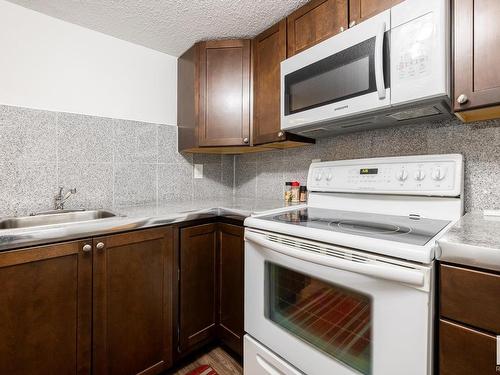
left=0, top=0, right=177, bottom=125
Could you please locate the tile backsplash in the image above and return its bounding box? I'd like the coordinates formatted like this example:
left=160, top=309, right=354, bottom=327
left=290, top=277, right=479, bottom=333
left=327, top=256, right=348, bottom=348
left=234, top=118, right=500, bottom=212
left=2, top=104, right=500, bottom=216
left=0, top=105, right=233, bottom=216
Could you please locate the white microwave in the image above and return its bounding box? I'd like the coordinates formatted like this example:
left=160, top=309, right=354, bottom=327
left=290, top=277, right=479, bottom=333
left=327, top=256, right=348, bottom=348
left=280, top=0, right=450, bottom=136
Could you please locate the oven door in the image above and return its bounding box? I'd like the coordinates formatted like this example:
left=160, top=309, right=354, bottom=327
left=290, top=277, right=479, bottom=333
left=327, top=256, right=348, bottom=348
left=244, top=229, right=433, bottom=375
left=281, top=10, right=391, bottom=131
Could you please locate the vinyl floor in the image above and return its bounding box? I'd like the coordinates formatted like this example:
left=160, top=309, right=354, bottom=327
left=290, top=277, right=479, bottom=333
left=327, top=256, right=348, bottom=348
left=171, top=347, right=243, bottom=375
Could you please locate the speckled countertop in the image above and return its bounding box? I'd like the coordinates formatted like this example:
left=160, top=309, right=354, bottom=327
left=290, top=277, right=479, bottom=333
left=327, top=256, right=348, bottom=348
left=0, top=198, right=299, bottom=252
left=438, top=211, right=500, bottom=271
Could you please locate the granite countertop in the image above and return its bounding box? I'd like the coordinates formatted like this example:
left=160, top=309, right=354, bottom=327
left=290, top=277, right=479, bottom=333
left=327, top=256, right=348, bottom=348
left=438, top=211, right=500, bottom=272
left=0, top=198, right=299, bottom=252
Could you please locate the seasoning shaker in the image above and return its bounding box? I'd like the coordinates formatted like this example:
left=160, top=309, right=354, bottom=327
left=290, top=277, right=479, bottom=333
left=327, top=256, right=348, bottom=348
left=290, top=181, right=300, bottom=203
left=284, top=182, right=292, bottom=202
left=299, top=186, right=307, bottom=202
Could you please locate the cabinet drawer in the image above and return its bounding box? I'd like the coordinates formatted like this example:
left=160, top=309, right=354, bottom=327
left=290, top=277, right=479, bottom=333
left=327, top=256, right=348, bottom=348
left=440, top=263, right=500, bottom=332
left=440, top=319, right=498, bottom=375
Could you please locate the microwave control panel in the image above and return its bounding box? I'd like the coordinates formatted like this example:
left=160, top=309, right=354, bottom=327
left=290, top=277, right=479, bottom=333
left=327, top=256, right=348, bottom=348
left=307, top=154, right=463, bottom=197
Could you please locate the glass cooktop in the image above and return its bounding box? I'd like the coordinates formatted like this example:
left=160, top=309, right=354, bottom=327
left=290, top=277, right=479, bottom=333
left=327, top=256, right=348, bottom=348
left=258, top=207, right=450, bottom=246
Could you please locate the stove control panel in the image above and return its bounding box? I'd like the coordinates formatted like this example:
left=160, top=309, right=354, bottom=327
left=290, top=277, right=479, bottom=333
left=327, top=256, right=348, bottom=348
left=307, top=154, right=463, bottom=196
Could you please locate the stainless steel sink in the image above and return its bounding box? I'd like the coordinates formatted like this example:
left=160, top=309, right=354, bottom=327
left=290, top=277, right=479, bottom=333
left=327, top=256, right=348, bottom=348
left=0, top=210, right=117, bottom=229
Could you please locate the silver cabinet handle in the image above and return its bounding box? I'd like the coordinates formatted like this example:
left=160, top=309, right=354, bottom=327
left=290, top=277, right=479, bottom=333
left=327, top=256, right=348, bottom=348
left=243, top=137, right=249, bottom=144
left=277, top=131, right=284, bottom=138
left=82, top=244, right=92, bottom=253
left=457, top=94, right=468, bottom=105
left=349, top=20, right=356, bottom=28
left=96, top=242, right=105, bottom=250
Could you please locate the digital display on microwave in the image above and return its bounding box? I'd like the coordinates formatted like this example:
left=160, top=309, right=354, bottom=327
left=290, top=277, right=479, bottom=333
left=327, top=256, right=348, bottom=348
left=360, top=168, right=378, bottom=175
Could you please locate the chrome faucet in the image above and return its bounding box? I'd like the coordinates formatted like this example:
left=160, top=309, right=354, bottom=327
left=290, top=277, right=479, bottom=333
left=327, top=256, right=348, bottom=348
left=54, top=186, right=77, bottom=210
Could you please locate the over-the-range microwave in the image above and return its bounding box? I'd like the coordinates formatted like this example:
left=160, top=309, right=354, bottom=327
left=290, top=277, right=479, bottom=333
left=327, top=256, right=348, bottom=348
left=281, top=0, right=451, bottom=138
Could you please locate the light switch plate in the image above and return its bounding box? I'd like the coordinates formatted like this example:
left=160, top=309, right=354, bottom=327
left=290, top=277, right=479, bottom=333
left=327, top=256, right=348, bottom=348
left=194, top=164, right=203, bottom=179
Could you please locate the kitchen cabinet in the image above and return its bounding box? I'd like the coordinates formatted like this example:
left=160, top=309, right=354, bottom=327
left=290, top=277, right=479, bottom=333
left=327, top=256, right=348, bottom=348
left=439, top=319, right=497, bottom=375
left=199, top=40, right=251, bottom=147
left=348, top=0, right=402, bottom=26
left=179, top=223, right=218, bottom=353
left=0, top=240, right=92, bottom=374
left=453, top=0, right=500, bottom=121
left=286, top=0, right=347, bottom=57
left=252, top=21, right=315, bottom=147
left=439, top=262, right=500, bottom=374
left=93, top=227, right=174, bottom=375
left=218, top=223, right=244, bottom=356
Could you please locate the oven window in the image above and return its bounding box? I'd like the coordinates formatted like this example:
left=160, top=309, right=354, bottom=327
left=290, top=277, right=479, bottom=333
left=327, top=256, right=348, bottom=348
left=266, top=262, right=372, bottom=375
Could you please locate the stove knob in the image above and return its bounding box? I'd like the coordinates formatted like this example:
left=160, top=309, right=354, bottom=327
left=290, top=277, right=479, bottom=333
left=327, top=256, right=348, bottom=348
left=396, top=169, right=408, bottom=181
left=326, top=173, right=333, bottom=181
left=432, top=167, right=446, bottom=181
left=315, top=172, right=323, bottom=181
left=414, top=169, right=426, bottom=181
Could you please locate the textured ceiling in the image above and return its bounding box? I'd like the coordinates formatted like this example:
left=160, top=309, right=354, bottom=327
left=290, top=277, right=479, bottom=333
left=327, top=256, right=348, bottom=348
left=7, top=0, right=309, bottom=56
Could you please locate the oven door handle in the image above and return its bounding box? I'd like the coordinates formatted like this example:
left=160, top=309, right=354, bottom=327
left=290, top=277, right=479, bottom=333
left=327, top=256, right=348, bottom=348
left=245, top=232, right=425, bottom=287
left=374, top=21, right=386, bottom=100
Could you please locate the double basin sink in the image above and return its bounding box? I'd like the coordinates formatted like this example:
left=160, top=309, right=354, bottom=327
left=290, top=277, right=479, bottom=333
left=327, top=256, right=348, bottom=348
left=0, top=210, right=118, bottom=230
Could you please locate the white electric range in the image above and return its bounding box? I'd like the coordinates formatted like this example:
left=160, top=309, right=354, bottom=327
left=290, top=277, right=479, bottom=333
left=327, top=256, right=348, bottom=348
left=243, top=154, right=464, bottom=375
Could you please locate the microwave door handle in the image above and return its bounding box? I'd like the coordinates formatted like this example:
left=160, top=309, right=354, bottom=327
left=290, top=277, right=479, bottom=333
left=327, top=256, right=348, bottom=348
left=245, top=231, right=425, bottom=287
left=374, top=21, right=386, bottom=100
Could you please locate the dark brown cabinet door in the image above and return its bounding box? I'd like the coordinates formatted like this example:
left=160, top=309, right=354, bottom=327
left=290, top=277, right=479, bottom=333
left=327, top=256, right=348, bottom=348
left=0, top=240, right=92, bottom=375
left=348, top=0, right=402, bottom=26
left=199, top=40, right=251, bottom=147
left=453, top=0, right=500, bottom=113
left=252, top=21, right=287, bottom=145
left=218, top=223, right=244, bottom=356
left=179, top=223, right=217, bottom=353
left=440, top=319, right=498, bottom=375
left=93, top=227, right=174, bottom=375
left=287, top=0, right=348, bottom=57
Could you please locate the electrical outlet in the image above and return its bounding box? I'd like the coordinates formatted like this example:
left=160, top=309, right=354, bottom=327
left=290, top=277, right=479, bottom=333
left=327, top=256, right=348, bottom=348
left=193, top=164, right=203, bottom=179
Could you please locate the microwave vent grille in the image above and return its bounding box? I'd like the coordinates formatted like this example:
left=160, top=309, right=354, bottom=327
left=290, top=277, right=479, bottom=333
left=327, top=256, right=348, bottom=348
left=388, top=106, right=442, bottom=121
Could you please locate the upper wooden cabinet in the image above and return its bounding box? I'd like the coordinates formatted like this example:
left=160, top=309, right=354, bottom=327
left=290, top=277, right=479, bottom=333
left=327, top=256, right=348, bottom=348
left=0, top=240, right=92, bottom=375
left=252, top=21, right=287, bottom=145
left=287, top=0, right=348, bottom=57
left=199, top=40, right=251, bottom=147
left=453, top=0, right=500, bottom=121
left=349, top=0, right=402, bottom=26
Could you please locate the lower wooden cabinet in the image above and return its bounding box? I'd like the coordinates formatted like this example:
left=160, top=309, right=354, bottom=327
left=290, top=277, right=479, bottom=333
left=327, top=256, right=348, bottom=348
left=93, top=227, right=174, bottom=375
left=0, top=227, right=174, bottom=375
left=218, top=223, right=245, bottom=356
left=0, top=240, right=93, bottom=374
left=178, top=222, right=245, bottom=357
left=179, top=223, right=218, bottom=353
left=440, top=319, right=498, bottom=375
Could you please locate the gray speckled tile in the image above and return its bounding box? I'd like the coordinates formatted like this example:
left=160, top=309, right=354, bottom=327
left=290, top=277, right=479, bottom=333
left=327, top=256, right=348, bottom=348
left=235, top=162, right=257, bottom=198
left=370, top=124, right=428, bottom=157
left=257, top=161, right=285, bottom=201
left=221, top=155, right=235, bottom=194
left=283, top=158, right=311, bottom=186
left=0, top=161, right=57, bottom=216
left=158, top=163, right=193, bottom=202
left=427, top=119, right=500, bottom=161
left=58, top=162, right=113, bottom=210
left=114, top=119, right=157, bottom=163
left=463, top=160, right=500, bottom=211
left=57, top=112, right=113, bottom=163
left=0, top=105, right=57, bottom=162
left=194, top=162, right=224, bottom=200
left=158, top=125, right=193, bottom=164
left=114, top=163, right=157, bottom=206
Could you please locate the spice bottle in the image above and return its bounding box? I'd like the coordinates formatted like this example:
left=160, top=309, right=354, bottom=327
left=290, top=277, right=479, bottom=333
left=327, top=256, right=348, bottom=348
left=290, top=181, right=300, bottom=203
left=284, top=182, right=292, bottom=202
left=299, top=186, right=308, bottom=202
